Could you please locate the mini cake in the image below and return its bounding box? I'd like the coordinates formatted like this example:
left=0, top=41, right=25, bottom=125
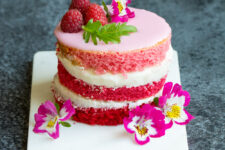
left=52, top=0, right=172, bottom=125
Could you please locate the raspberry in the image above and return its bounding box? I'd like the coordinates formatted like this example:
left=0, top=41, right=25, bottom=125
left=69, top=0, right=90, bottom=14
left=60, top=9, right=83, bottom=33
left=84, top=3, right=108, bottom=25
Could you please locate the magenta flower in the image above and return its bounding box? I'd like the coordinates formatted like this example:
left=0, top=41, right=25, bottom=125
left=158, top=82, right=194, bottom=129
left=124, top=104, right=166, bottom=145
left=33, top=100, right=75, bottom=139
left=111, top=0, right=135, bottom=23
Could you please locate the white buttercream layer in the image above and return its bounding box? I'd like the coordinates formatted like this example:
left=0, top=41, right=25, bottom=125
left=58, top=47, right=173, bottom=88
left=53, top=75, right=162, bottom=109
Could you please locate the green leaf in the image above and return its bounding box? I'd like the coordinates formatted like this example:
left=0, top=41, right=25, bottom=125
left=121, top=25, right=137, bottom=32
left=153, top=97, right=159, bottom=106
left=82, top=20, right=137, bottom=45
left=83, top=32, right=86, bottom=40
left=59, top=121, right=71, bottom=127
left=91, top=34, right=97, bottom=45
left=102, top=0, right=111, bottom=22
left=54, top=103, right=60, bottom=114
left=85, top=32, right=91, bottom=43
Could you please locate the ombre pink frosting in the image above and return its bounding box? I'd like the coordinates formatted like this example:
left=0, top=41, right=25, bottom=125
left=54, top=8, right=171, bottom=52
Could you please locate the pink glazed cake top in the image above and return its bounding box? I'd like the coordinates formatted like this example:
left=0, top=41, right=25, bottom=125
left=54, top=8, right=171, bottom=52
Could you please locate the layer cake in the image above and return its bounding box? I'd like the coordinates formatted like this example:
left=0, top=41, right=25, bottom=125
left=52, top=7, right=172, bottom=125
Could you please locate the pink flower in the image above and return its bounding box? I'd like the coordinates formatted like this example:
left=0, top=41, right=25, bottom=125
left=124, top=104, right=166, bottom=145
left=158, top=82, right=194, bottom=129
left=33, top=100, right=75, bottom=139
left=111, top=0, right=135, bottom=23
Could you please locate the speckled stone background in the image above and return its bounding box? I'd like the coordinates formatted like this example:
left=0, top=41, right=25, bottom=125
left=0, top=0, right=224, bottom=149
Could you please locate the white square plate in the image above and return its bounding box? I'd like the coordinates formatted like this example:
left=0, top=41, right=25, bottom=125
left=27, top=50, right=188, bottom=150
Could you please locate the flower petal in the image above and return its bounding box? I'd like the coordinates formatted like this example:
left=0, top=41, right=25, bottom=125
left=112, top=0, right=119, bottom=15
left=48, top=122, right=60, bottom=139
left=33, top=114, right=47, bottom=133
left=151, top=108, right=165, bottom=121
left=134, top=133, right=150, bottom=145
left=33, top=123, right=46, bottom=133
left=167, top=96, right=185, bottom=108
left=126, top=116, right=141, bottom=133
left=175, top=109, right=194, bottom=125
left=125, top=8, right=135, bottom=18
left=150, top=127, right=165, bottom=138
left=180, top=90, right=191, bottom=107
left=158, top=96, right=167, bottom=108
left=123, top=104, right=167, bottom=145
left=38, top=100, right=57, bottom=117
left=126, top=0, right=131, bottom=4
left=111, top=0, right=134, bottom=23
left=59, top=100, right=75, bottom=121
left=150, top=112, right=166, bottom=137
left=165, top=120, right=173, bottom=129
left=123, top=117, right=135, bottom=134
left=162, top=82, right=173, bottom=97
left=111, top=15, right=128, bottom=23
left=164, top=116, right=171, bottom=124
left=34, top=113, right=45, bottom=123
left=171, top=83, right=182, bottom=97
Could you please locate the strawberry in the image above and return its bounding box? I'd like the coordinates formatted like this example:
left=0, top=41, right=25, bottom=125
left=69, top=0, right=90, bottom=14
left=84, top=3, right=108, bottom=25
left=60, top=9, right=84, bottom=33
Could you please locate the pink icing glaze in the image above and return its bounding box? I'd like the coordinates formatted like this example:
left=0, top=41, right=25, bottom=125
left=54, top=8, right=171, bottom=52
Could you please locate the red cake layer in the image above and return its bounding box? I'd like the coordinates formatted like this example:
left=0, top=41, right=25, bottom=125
left=58, top=61, right=166, bottom=101
left=54, top=94, right=158, bottom=126
left=55, top=95, right=128, bottom=125
left=58, top=35, right=170, bottom=74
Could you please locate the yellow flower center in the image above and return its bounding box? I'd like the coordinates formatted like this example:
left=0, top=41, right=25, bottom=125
left=166, top=105, right=181, bottom=119
left=117, top=1, right=124, bottom=13
left=135, top=125, right=148, bottom=136
left=47, top=116, right=58, bottom=128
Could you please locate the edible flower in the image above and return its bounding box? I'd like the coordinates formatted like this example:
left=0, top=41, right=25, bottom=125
left=158, top=82, right=194, bottom=129
left=33, top=100, right=75, bottom=139
left=111, top=0, right=135, bottom=23
left=124, top=104, right=166, bottom=145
